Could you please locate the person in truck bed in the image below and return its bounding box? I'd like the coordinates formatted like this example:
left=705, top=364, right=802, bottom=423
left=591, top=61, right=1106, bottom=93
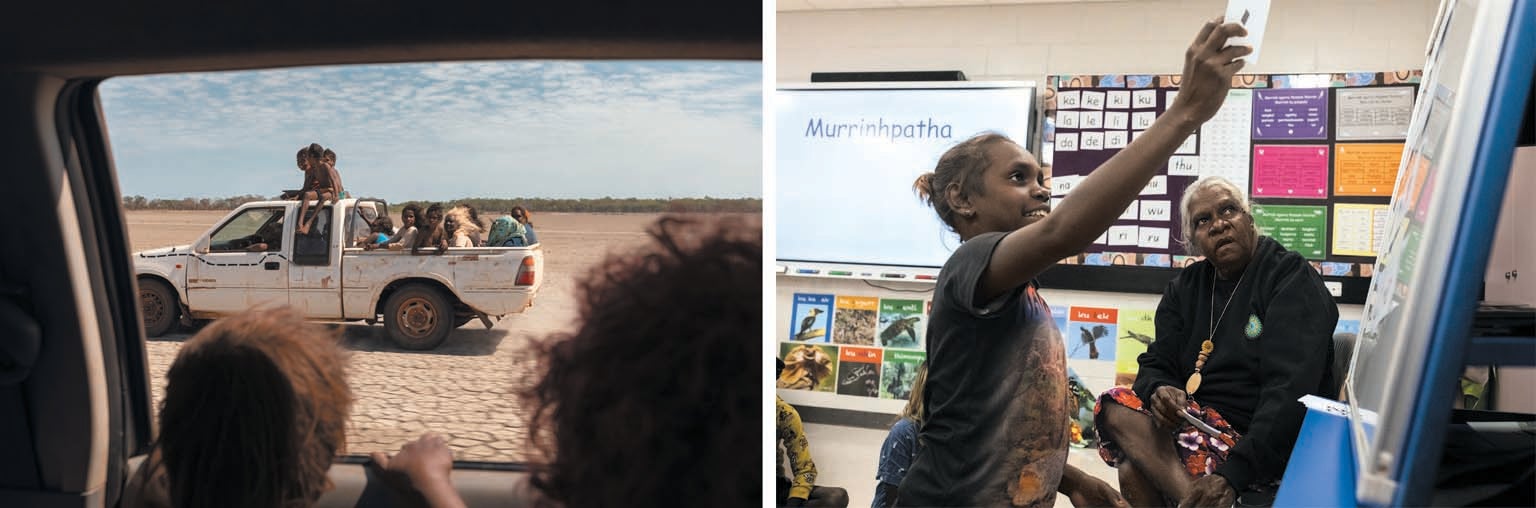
left=372, top=203, right=421, bottom=251
left=411, top=203, right=448, bottom=255
left=445, top=205, right=483, bottom=248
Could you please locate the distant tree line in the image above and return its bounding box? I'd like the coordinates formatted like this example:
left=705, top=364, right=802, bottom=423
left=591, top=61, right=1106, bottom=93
left=122, top=195, right=762, bottom=214
left=121, top=194, right=275, bottom=210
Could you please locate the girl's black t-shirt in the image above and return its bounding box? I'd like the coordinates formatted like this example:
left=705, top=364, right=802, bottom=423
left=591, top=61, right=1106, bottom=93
left=898, top=232, right=1071, bottom=508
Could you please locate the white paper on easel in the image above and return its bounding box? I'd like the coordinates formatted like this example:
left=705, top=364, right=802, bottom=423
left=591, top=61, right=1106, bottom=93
left=1225, top=0, right=1270, bottom=65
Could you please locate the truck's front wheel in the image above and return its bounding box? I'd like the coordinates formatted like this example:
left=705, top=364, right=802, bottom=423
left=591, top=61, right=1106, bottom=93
left=138, top=278, right=178, bottom=337
left=383, top=284, right=452, bottom=350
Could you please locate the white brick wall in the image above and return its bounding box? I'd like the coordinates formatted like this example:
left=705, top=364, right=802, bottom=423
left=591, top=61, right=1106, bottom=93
left=777, top=0, right=1440, bottom=84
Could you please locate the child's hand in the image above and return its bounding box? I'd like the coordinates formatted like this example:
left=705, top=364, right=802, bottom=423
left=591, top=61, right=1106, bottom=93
left=368, top=433, right=464, bottom=508
left=1167, top=17, right=1251, bottom=127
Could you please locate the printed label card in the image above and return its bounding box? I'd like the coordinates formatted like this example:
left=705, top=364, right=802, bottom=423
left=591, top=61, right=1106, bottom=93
left=1168, top=155, right=1200, bottom=176
left=1108, top=225, right=1139, bottom=246
left=1058, top=111, right=1081, bottom=129
left=1333, top=203, right=1390, bottom=256
left=835, top=347, right=883, bottom=398
left=1105, top=130, right=1129, bottom=149
left=1132, top=89, right=1158, bottom=109
left=1052, top=174, right=1080, bottom=197
left=1253, top=88, right=1329, bottom=140
left=880, top=350, right=927, bottom=400
left=1199, top=89, right=1254, bottom=195
left=1055, top=133, right=1079, bottom=152
left=877, top=298, right=926, bottom=350
left=1107, top=90, right=1132, bottom=109
left=1059, top=89, right=1082, bottom=109
left=779, top=342, right=839, bottom=392
left=1117, top=309, right=1158, bottom=381
left=1066, top=306, right=1119, bottom=361
left=1082, top=90, right=1107, bottom=110
left=1119, top=200, right=1140, bottom=220
left=1225, top=0, right=1272, bottom=64
left=1081, top=132, right=1105, bottom=151
left=1252, top=204, right=1328, bottom=259
left=1081, top=111, right=1104, bottom=129
left=1334, top=143, right=1404, bottom=196
left=1132, top=111, right=1157, bottom=130
left=789, top=293, right=835, bottom=342
left=833, top=295, right=879, bottom=346
left=1140, top=175, right=1167, bottom=196
left=1337, top=86, right=1415, bottom=140
left=1138, top=226, right=1170, bottom=249
left=1176, top=133, right=1199, bottom=155
left=1140, top=200, right=1172, bottom=222
left=1105, top=111, right=1130, bottom=130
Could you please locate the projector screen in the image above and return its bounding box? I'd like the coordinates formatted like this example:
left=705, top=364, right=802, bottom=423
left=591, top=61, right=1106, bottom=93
left=775, top=84, right=1036, bottom=269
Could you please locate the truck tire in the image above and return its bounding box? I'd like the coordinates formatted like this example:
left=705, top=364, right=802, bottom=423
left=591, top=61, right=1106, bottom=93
left=383, top=284, right=453, bottom=350
left=139, top=278, right=178, bottom=337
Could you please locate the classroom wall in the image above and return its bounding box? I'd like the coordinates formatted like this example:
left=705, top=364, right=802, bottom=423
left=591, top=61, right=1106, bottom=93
left=775, top=0, right=1403, bottom=414
left=778, top=0, right=1440, bottom=85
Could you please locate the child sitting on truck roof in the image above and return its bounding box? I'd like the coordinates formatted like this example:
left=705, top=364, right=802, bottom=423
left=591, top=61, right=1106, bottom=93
left=296, top=143, right=343, bottom=236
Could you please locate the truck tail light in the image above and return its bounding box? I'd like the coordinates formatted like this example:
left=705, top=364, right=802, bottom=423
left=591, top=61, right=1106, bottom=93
left=515, top=255, right=536, bottom=286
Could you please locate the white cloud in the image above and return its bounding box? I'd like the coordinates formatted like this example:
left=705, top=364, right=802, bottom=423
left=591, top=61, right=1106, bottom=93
left=100, top=60, right=762, bottom=201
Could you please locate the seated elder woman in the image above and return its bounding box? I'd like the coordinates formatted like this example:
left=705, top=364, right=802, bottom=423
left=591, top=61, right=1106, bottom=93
left=1093, top=176, right=1338, bottom=508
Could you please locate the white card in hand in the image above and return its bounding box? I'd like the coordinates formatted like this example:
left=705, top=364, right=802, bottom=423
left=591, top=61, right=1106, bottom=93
left=1225, top=0, right=1270, bottom=65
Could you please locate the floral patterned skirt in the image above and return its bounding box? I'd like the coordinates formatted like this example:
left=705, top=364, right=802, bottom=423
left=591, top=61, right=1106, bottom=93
left=1092, top=386, right=1240, bottom=478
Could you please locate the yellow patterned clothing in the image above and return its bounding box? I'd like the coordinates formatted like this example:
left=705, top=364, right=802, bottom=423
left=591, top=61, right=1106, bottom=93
left=776, top=396, right=816, bottom=500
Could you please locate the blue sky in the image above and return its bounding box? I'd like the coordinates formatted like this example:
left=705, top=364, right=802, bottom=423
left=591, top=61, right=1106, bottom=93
left=99, top=61, right=762, bottom=202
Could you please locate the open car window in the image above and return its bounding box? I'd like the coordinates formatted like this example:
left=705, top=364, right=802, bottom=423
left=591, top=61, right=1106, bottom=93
left=97, top=59, right=762, bottom=468
left=209, top=207, right=283, bottom=252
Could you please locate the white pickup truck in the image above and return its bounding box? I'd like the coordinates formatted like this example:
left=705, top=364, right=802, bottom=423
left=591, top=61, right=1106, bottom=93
left=133, top=198, right=543, bottom=350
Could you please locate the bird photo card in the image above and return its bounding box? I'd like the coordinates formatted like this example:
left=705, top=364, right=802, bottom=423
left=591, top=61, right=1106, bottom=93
left=1117, top=309, right=1157, bottom=386
left=789, top=293, right=835, bottom=342
left=876, top=298, right=926, bottom=350
left=833, top=295, right=879, bottom=346
left=1066, top=306, right=1119, bottom=361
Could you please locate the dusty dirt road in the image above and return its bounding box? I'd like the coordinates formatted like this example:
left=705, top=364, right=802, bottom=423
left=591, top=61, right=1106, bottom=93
left=129, top=210, right=663, bottom=462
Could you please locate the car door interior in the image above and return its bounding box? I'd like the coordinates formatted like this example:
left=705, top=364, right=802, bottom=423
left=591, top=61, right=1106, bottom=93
left=0, top=1, right=754, bottom=507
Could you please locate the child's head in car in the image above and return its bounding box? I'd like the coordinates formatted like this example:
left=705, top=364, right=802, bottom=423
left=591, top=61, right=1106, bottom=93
left=149, top=306, right=352, bottom=508
left=521, top=215, right=760, bottom=507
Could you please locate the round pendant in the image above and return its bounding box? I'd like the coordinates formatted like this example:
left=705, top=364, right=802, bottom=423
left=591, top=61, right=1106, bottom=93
left=1186, top=372, right=1203, bottom=394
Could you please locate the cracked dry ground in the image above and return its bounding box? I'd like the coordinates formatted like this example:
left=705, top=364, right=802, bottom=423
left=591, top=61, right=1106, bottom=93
left=132, top=211, right=666, bottom=463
